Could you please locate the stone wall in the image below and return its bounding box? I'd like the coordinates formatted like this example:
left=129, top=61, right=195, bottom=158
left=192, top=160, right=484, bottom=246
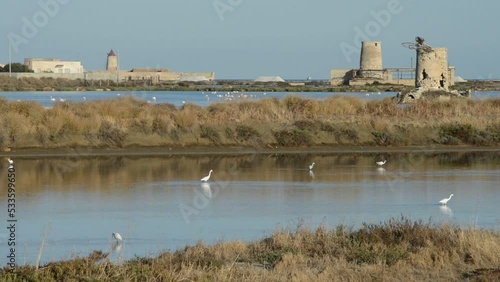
left=1, top=71, right=215, bottom=82
left=330, top=69, right=353, bottom=86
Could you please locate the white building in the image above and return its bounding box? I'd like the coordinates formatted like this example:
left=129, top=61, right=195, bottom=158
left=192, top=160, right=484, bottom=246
left=24, top=58, right=84, bottom=74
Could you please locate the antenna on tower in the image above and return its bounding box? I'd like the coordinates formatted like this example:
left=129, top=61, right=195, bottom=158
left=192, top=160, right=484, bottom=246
left=402, top=36, right=433, bottom=52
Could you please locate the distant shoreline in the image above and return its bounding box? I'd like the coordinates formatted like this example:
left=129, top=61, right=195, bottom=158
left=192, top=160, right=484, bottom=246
left=3, top=145, right=500, bottom=158
left=1, top=76, right=500, bottom=92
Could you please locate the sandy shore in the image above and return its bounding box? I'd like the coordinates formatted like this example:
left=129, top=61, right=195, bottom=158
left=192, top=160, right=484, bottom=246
left=2, top=145, right=500, bottom=158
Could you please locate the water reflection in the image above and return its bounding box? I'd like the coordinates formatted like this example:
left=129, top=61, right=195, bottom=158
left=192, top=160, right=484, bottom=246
left=439, top=205, right=453, bottom=217
left=201, top=183, right=213, bottom=198
left=376, top=167, right=386, bottom=175
left=1, top=151, right=499, bottom=266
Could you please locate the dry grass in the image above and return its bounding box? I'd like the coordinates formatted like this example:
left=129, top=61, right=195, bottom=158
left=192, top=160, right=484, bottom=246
left=2, top=217, right=499, bottom=281
left=1, top=95, right=500, bottom=150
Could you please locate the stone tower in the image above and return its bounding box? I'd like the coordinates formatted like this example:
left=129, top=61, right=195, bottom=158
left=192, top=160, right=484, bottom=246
left=360, top=41, right=383, bottom=71
left=106, top=50, right=118, bottom=71
left=415, top=47, right=449, bottom=90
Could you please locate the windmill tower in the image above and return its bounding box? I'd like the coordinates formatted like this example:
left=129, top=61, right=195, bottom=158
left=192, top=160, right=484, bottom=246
left=106, top=50, right=118, bottom=71
left=402, top=37, right=450, bottom=90
left=360, top=41, right=383, bottom=71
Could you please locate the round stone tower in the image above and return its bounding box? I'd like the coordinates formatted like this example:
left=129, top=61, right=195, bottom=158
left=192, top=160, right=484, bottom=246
left=359, top=41, right=383, bottom=71
left=106, top=50, right=118, bottom=71
left=415, top=47, right=448, bottom=90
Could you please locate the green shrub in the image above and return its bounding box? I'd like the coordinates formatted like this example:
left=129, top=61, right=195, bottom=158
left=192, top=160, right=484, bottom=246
left=152, top=116, right=170, bottom=136
left=485, top=123, right=500, bottom=143
left=235, top=125, right=260, bottom=142
left=97, top=121, right=127, bottom=147
left=199, top=125, right=221, bottom=144
left=225, top=127, right=235, bottom=140
left=35, top=125, right=51, bottom=145
left=293, top=120, right=320, bottom=132
left=438, top=123, right=485, bottom=145
left=372, top=130, right=400, bottom=146
left=335, top=127, right=359, bottom=143
left=274, top=129, right=312, bottom=146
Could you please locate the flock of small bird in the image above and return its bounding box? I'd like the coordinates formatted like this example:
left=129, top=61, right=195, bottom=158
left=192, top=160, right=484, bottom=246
left=197, top=159, right=455, bottom=206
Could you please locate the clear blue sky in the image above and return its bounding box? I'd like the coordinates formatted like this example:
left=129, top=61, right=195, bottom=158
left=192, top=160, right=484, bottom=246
left=1, top=0, right=497, bottom=79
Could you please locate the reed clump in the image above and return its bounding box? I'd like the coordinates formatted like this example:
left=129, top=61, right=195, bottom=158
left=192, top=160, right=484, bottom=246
left=1, top=95, right=500, bottom=150
left=2, top=217, right=499, bottom=281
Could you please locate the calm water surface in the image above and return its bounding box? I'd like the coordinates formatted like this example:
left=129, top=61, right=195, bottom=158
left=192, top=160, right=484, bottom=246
left=0, top=152, right=499, bottom=266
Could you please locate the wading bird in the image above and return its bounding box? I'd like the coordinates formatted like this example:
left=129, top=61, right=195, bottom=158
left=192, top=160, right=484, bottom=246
left=439, top=194, right=454, bottom=205
left=7, top=158, right=13, bottom=168
left=201, top=170, right=213, bottom=182
left=112, top=232, right=123, bottom=242
left=376, top=160, right=387, bottom=166
left=309, top=162, right=315, bottom=170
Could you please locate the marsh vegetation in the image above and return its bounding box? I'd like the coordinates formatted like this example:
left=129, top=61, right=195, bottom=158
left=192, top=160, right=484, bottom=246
left=1, top=95, right=500, bottom=150
left=1, top=218, right=499, bottom=281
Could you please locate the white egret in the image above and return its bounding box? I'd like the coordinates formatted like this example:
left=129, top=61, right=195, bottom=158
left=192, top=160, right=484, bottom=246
left=439, top=194, right=454, bottom=205
left=201, top=170, right=213, bottom=182
left=59, top=97, right=65, bottom=102
left=152, top=96, right=156, bottom=102
left=309, top=162, right=315, bottom=170
left=112, top=232, right=123, bottom=242
left=50, top=96, right=56, bottom=102
left=376, top=160, right=387, bottom=166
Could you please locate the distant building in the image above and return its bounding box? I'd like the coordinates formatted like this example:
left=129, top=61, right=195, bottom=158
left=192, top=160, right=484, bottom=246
left=5, top=49, right=214, bottom=82
left=106, top=50, right=118, bottom=71
left=96, top=49, right=215, bottom=82
left=255, top=76, right=285, bottom=82
left=24, top=58, right=84, bottom=74
left=330, top=41, right=455, bottom=89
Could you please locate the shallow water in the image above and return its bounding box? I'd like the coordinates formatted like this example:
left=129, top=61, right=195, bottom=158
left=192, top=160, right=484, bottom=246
left=1, top=90, right=499, bottom=108
left=0, top=90, right=396, bottom=108
left=0, top=151, right=499, bottom=266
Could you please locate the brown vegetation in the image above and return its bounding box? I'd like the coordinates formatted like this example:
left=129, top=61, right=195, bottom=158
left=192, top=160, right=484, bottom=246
left=1, top=95, right=500, bottom=150
left=1, top=218, right=499, bottom=281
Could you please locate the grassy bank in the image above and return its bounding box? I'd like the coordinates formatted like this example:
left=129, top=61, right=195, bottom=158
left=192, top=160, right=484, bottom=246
left=1, top=218, right=499, bottom=281
left=1, top=95, right=500, bottom=150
